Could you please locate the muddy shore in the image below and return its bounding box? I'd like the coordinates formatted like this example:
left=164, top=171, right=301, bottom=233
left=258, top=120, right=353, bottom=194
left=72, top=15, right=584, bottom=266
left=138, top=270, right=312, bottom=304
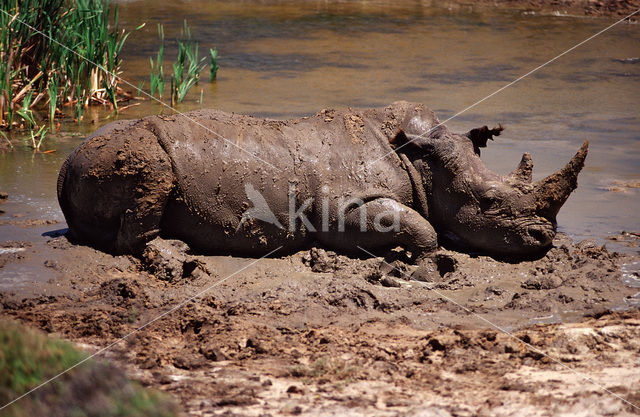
left=459, top=0, right=640, bottom=17
left=1, top=225, right=639, bottom=415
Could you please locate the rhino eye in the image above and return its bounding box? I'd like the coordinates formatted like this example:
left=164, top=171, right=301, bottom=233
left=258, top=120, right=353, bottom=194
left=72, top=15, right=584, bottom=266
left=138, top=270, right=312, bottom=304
left=479, top=196, right=499, bottom=213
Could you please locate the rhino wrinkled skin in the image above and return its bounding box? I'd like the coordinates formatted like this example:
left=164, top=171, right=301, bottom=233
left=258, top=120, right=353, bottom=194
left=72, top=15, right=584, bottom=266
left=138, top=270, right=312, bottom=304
left=57, top=101, right=587, bottom=260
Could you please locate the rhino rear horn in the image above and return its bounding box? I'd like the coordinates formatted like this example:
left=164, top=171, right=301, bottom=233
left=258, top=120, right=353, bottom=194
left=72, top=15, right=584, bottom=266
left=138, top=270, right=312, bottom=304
left=509, top=152, right=533, bottom=183
left=466, top=124, right=504, bottom=156
left=534, top=141, right=589, bottom=222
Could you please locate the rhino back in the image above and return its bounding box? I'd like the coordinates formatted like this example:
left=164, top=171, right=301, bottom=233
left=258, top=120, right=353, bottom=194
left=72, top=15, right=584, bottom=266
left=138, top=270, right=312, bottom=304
left=142, top=107, right=414, bottom=254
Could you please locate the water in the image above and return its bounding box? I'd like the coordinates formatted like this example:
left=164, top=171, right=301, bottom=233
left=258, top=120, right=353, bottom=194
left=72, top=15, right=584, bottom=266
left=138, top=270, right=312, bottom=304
left=1, top=0, right=639, bottom=255
left=622, top=261, right=640, bottom=288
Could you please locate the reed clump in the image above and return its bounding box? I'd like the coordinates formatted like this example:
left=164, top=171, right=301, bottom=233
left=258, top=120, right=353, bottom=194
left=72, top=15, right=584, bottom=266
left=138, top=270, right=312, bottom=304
left=150, top=21, right=218, bottom=107
left=1, top=1, right=220, bottom=151
left=0, top=0, right=140, bottom=147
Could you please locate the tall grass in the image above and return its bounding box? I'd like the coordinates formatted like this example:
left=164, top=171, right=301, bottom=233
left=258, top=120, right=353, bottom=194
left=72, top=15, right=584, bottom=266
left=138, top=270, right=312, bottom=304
left=0, top=0, right=140, bottom=149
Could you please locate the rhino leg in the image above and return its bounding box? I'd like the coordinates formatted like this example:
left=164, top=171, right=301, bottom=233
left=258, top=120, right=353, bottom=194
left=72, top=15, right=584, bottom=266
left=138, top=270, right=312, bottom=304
left=58, top=123, right=174, bottom=254
left=323, top=198, right=437, bottom=262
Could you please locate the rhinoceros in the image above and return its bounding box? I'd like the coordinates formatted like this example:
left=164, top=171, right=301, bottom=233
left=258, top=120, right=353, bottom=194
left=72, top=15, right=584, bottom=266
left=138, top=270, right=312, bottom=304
left=57, top=101, right=587, bottom=260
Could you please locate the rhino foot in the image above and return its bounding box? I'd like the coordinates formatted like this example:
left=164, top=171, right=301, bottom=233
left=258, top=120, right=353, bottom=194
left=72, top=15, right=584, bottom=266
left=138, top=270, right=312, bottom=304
left=142, top=237, right=207, bottom=282
left=410, top=253, right=458, bottom=283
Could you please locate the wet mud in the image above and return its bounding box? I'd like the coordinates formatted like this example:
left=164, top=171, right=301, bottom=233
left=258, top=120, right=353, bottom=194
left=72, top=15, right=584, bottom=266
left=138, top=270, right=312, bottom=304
left=463, top=0, right=640, bottom=17
left=1, top=225, right=639, bottom=416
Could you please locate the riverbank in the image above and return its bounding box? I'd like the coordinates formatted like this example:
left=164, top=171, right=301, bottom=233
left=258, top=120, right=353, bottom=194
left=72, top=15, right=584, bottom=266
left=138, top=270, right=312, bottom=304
left=460, top=0, right=640, bottom=17
left=1, top=227, right=639, bottom=415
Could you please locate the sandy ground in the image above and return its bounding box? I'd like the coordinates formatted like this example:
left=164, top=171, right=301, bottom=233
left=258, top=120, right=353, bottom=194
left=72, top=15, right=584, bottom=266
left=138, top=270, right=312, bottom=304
left=1, top=223, right=640, bottom=416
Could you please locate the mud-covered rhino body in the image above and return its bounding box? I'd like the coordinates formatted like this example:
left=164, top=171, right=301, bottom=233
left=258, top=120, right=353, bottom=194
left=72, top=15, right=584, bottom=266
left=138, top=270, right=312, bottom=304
left=58, top=101, right=587, bottom=259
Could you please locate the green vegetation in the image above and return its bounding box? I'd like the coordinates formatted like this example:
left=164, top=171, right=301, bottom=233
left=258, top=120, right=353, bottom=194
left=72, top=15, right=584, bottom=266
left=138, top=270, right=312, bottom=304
left=0, top=130, right=11, bottom=148
left=0, top=0, right=141, bottom=129
left=0, top=1, right=220, bottom=151
left=150, top=21, right=215, bottom=107
left=0, top=0, right=144, bottom=150
left=0, top=319, right=85, bottom=397
left=149, top=24, right=166, bottom=98
left=209, top=48, right=219, bottom=82
left=0, top=319, right=178, bottom=417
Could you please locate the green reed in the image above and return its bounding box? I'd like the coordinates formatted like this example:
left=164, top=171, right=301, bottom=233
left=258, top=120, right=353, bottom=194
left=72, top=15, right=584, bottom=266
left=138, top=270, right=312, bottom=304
left=1, top=0, right=220, bottom=150
left=209, top=48, right=218, bottom=81
left=0, top=0, right=139, bottom=148
left=172, top=21, right=206, bottom=105
left=149, top=24, right=165, bottom=97
left=149, top=20, right=215, bottom=106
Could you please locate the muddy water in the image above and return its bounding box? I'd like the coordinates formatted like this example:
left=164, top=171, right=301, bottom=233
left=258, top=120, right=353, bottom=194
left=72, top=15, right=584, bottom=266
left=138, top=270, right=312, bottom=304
left=1, top=1, right=639, bottom=258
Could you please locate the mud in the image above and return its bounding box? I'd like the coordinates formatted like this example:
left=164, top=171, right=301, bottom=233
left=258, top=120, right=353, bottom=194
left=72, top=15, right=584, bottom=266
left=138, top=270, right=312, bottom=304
left=464, top=0, right=640, bottom=17
left=0, top=191, right=6, bottom=215
left=1, top=224, right=640, bottom=415
left=606, top=231, right=640, bottom=250
left=603, top=180, right=640, bottom=194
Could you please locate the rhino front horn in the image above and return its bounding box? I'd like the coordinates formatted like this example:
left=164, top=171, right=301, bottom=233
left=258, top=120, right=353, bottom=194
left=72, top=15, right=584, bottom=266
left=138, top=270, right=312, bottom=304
left=534, top=141, right=589, bottom=222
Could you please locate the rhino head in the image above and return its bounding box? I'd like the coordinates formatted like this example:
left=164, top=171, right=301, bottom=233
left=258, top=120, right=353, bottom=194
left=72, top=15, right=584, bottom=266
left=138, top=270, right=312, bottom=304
left=395, top=117, right=588, bottom=258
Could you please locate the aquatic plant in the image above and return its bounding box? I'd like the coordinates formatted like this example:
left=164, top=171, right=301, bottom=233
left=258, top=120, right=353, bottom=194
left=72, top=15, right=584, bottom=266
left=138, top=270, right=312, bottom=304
left=1, top=0, right=221, bottom=150
left=172, top=21, right=206, bottom=105
left=149, top=24, right=165, bottom=98
left=15, top=92, right=37, bottom=130
left=46, top=74, right=58, bottom=124
left=149, top=20, right=214, bottom=106
left=209, top=48, right=218, bottom=81
left=28, top=125, right=47, bottom=151
left=12, top=91, right=48, bottom=150
left=0, top=130, right=12, bottom=149
left=0, top=0, right=140, bottom=146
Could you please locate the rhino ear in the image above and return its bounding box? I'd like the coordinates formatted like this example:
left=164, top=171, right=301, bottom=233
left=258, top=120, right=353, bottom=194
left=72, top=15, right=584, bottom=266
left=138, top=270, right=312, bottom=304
left=389, top=129, right=410, bottom=148
left=466, top=124, right=504, bottom=156
left=390, top=129, right=431, bottom=153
